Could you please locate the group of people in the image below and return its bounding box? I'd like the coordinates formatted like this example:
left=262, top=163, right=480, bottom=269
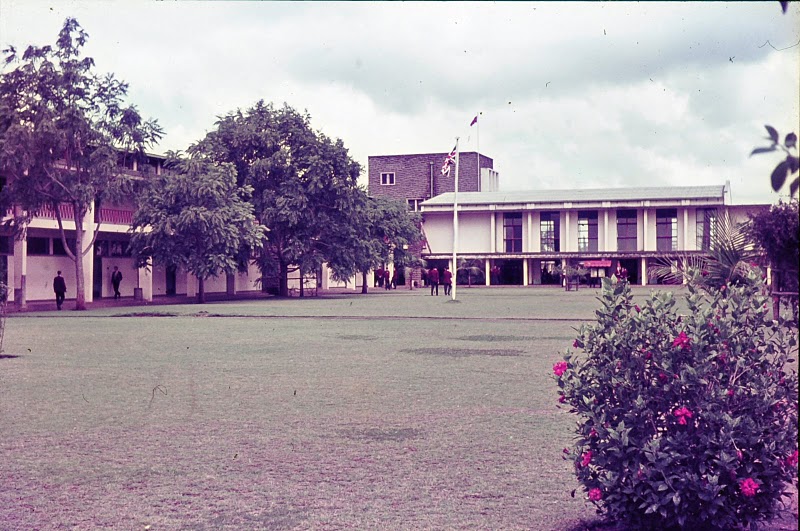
left=374, top=267, right=400, bottom=290
left=51, top=266, right=123, bottom=310
left=425, top=266, right=452, bottom=296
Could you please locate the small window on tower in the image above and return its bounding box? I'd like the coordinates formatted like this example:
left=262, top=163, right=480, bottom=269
left=380, top=172, right=395, bottom=185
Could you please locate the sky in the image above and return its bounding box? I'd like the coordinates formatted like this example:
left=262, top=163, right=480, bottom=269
left=1, top=1, right=798, bottom=205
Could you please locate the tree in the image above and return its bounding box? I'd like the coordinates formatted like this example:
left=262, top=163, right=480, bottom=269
left=0, top=18, right=162, bottom=309
left=326, top=194, right=422, bottom=294
left=751, top=125, right=799, bottom=197
left=128, top=155, right=264, bottom=303
left=749, top=200, right=799, bottom=293
left=457, top=259, right=485, bottom=286
left=190, top=101, right=362, bottom=297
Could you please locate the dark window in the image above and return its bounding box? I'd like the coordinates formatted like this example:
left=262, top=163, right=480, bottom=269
left=617, top=209, right=637, bottom=252
left=407, top=199, right=421, bottom=212
left=578, top=211, right=598, bottom=252
left=656, top=208, right=678, bottom=252
left=380, top=172, right=395, bottom=185
left=52, top=238, right=76, bottom=256
left=541, top=212, right=560, bottom=252
left=504, top=213, right=522, bottom=253
left=27, top=237, right=50, bottom=255
left=0, top=236, right=12, bottom=255
left=696, top=208, right=717, bottom=251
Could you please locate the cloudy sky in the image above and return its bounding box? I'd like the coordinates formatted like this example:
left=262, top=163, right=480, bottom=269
left=1, top=1, right=798, bottom=204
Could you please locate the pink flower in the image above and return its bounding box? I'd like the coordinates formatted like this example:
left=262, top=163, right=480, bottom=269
left=635, top=305, right=641, bottom=313
left=588, top=488, right=602, bottom=501
left=573, top=340, right=581, bottom=349
left=558, top=394, right=566, bottom=403
left=589, top=428, right=598, bottom=438
left=739, top=478, right=759, bottom=497
left=674, top=406, right=693, bottom=425
left=727, top=389, right=734, bottom=397
left=581, top=451, right=592, bottom=467
left=553, top=361, right=568, bottom=377
left=672, top=331, right=691, bottom=350
left=787, top=450, right=798, bottom=468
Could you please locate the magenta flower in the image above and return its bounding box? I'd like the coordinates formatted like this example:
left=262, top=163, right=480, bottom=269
left=739, top=478, right=759, bottom=497
left=553, top=361, right=568, bottom=377
left=787, top=450, right=798, bottom=468
left=588, top=488, right=602, bottom=501
left=635, top=305, right=641, bottom=313
left=589, top=428, right=598, bottom=438
left=558, top=394, right=566, bottom=403
left=673, top=406, right=693, bottom=425
left=672, top=331, right=691, bottom=350
left=573, top=339, right=581, bottom=349
left=580, top=451, right=592, bottom=467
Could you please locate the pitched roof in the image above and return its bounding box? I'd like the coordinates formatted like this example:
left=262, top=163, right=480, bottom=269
left=421, top=185, right=726, bottom=206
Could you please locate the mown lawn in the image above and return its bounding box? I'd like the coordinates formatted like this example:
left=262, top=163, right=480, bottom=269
left=1, top=286, right=796, bottom=530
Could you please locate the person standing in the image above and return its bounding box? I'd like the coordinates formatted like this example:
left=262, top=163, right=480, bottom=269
left=111, top=266, right=123, bottom=299
left=53, top=270, right=67, bottom=310
left=442, top=266, right=453, bottom=296
left=384, top=269, right=391, bottom=290
left=428, top=267, right=439, bottom=296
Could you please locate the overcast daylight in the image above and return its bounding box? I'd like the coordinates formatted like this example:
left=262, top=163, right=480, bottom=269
left=1, top=1, right=798, bottom=204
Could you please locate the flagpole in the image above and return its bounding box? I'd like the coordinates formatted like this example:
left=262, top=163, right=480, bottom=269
left=452, top=137, right=459, bottom=302
left=476, top=112, right=480, bottom=181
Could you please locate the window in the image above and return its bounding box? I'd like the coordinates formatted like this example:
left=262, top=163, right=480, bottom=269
left=380, top=172, right=395, bottom=186
left=616, top=210, right=637, bottom=251
left=656, top=208, right=678, bottom=252
left=407, top=199, right=421, bottom=212
left=578, top=211, right=598, bottom=252
left=52, top=238, right=76, bottom=256
left=27, top=237, right=50, bottom=255
left=696, top=208, right=717, bottom=251
left=0, top=236, right=12, bottom=255
left=504, top=213, right=522, bottom=253
left=540, top=212, right=560, bottom=252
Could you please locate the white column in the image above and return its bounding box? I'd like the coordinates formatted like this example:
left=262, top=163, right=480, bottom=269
left=564, top=210, right=571, bottom=251
left=641, top=257, right=647, bottom=286
left=82, top=202, right=95, bottom=303
left=526, top=211, right=532, bottom=252
left=490, top=212, right=496, bottom=253
left=12, top=227, right=27, bottom=309
left=642, top=209, right=648, bottom=251
left=137, top=266, right=153, bottom=301
left=603, top=210, right=609, bottom=251
left=682, top=208, right=689, bottom=251
left=186, top=272, right=197, bottom=297
left=523, top=259, right=529, bottom=286
left=485, top=258, right=491, bottom=286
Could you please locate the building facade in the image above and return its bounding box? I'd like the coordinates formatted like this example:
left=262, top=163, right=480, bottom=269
left=419, top=184, right=767, bottom=286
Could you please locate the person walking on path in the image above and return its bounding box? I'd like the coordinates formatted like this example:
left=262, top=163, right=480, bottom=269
left=53, top=271, right=67, bottom=310
left=111, top=266, right=123, bottom=299
left=442, top=266, right=453, bottom=296
left=428, top=267, right=439, bottom=296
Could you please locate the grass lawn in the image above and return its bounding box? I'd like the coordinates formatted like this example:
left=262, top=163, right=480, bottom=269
left=1, top=286, right=796, bottom=530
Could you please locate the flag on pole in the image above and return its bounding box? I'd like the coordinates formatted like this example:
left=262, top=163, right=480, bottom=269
left=441, top=144, right=457, bottom=176
left=470, top=115, right=478, bottom=127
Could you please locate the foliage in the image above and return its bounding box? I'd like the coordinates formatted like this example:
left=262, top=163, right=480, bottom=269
left=326, top=194, right=422, bottom=293
left=650, top=211, right=757, bottom=292
left=457, top=259, right=485, bottom=286
left=751, top=125, right=799, bottom=197
left=189, top=101, right=361, bottom=297
left=129, top=155, right=264, bottom=303
left=0, top=18, right=162, bottom=309
left=748, top=200, right=799, bottom=292
left=554, top=275, right=798, bottom=529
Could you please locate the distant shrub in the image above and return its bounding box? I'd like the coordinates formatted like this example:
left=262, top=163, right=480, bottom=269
left=554, top=273, right=798, bottom=529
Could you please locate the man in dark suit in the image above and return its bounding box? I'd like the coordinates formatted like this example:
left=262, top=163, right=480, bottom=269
left=53, top=271, right=67, bottom=310
left=111, top=266, right=123, bottom=299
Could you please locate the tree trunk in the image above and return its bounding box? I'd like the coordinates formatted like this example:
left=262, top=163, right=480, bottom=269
left=279, top=261, right=289, bottom=297
left=197, top=277, right=205, bottom=304
left=73, top=203, right=86, bottom=311
left=300, top=273, right=305, bottom=298
left=361, top=270, right=368, bottom=294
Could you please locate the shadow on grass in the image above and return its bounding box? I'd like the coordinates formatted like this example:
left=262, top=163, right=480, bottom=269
left=0, top=354, right=21, bottom=360
left=112, top=312, right=178, bottom=317
left=404, top=347, right=525, bottom=357
left=458, top=334, right=574, bottom=342
left=338, top=427, right=422, bottom=443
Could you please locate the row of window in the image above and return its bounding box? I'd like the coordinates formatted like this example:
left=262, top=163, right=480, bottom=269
left=22, top=237, right=131, bottom=257
left=501, top=208, right=717, bottom=253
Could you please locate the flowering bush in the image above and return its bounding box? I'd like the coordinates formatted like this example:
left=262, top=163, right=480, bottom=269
left=554, top=272, right=798, bottom=529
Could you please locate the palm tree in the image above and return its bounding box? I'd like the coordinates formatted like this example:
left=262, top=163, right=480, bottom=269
left=457, top=259, right=485, bottom=287
left=650, top=211, right=757, bottom=291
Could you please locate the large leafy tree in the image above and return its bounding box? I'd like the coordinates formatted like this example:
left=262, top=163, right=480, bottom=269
left=129, top=155, right=265, bottom=303
left=0, top=18, right=162, bottom=309
left=326, top=194, right=422, bottom=293
left=749, top=200, right=799, bottom=292
left=189, top=101, right=362, bottom=297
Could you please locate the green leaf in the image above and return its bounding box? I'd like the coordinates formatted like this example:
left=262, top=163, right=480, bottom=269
left=771, top=160, right=789, bottom=192
left=765, top=125, right=780, bottom=143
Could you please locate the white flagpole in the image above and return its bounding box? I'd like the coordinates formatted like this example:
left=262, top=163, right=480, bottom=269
left=452, top=137, right=460, bottom=301
left=476, top=113, right=480, bottom=180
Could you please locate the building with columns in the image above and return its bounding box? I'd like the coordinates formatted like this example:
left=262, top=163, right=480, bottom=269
left=419, top=183, right=766, bottom=286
